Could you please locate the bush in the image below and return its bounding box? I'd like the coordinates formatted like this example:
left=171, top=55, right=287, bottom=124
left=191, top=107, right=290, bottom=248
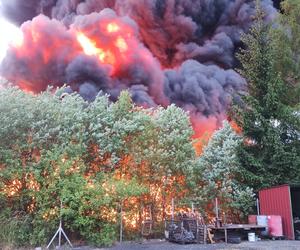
left=84, top=224, right=117, bottom=247
left=0, top=210, right=32, bottom=247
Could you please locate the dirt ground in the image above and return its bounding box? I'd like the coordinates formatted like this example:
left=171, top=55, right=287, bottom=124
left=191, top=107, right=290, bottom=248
left=6, top=239, right=300, bottom=250
left=73, top=239, right=300, bottom=250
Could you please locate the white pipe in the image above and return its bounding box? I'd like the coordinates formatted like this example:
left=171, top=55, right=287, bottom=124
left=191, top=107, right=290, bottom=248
left=171, top=198, right=174, bottom=220
left=215, top=198, right=219, bottom=219
left=256, top=198, right=260, bottom=215
left=120, top=201, right=123, bottom=243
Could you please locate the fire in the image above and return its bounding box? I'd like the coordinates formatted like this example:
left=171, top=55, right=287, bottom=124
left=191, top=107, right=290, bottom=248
left=107, top=23, right=120, bottom=33
left=77, top=33, right=102, bottom=56
left=5, top=179, right=22, bottom=197
left=193, top=132, right=213, bottom=156
left=192, top=116, right=242, bottom=156
left=75, top=20, right=133, bottom=74
left=191, top=116, right=219, bottom=156
left=77, top=32, right=115, bottom=65
left=0, top=13, right=165, bottom=101
left=42, top=207, right=59, bottom=221
left=25, top=173, right=40, bottom=191
left=229, top=120, right=242, bottom=134
left=115, top=37, right=128, bottom=52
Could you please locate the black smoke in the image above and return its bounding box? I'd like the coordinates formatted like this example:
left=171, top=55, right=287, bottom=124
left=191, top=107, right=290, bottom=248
left=0, top=0, right=278, bottom=131
left=165, top=60, right=246, bottom=116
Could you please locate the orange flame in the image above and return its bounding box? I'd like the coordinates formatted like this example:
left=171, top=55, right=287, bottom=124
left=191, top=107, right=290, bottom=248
left=107, top=23, right=120, bottom=33
left=77, top=32, right=115, bottom=65
left=115, top=36, right=128, bottom=52
left=229, top=120, right=242, bottom=134
left=191, top=116, right=220, bottom=156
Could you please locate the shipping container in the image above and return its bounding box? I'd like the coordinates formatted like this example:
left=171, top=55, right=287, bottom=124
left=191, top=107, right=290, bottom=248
left=259, top=184, right=300, bottom=240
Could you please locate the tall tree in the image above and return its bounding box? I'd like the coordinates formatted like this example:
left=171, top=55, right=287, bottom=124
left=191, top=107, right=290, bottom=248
left=232, top=4, right=300, bottom=191
left=0, top=86, right=196, bottom=246
left=272, top=0, right=300, bottom=107
left=192, top=121, right=254, bottom=220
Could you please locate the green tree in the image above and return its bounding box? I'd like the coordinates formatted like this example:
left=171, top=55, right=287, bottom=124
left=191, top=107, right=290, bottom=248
left=233, top=4, right=300, bottom=191
left=0, top=86, right=196, bottom=247
left=192, top=122, right=255, bottom=220
left=0, top=88, right=147, bottom=246
left=272, top=0, right=300, bottom=107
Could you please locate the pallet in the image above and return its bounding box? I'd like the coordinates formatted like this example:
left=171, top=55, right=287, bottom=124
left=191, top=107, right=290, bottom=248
left=141, top=220, right=153, bottom=237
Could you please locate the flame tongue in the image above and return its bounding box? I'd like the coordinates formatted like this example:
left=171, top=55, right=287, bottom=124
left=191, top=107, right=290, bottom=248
left=77, top=33, right=102, bottom=56
left=115, top=37, right=128, bottom=53
left=107, top=22, right=120, bottom=33
left=76, top=22, right=132, bottom=73
left=77, top=32, right=115, bottom=65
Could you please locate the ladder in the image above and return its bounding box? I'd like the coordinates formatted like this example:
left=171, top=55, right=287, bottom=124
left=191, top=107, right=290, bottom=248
left=141, top=205, right=153, bottom=237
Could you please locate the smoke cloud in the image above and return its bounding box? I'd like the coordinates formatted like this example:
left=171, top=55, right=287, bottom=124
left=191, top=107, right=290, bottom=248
left=165, top=60, right=246, bottom=116
left=0, top=0, right=277, bottom=135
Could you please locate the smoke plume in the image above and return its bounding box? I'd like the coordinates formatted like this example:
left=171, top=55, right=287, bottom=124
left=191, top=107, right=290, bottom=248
left=0, top=0, right=277, bottom=135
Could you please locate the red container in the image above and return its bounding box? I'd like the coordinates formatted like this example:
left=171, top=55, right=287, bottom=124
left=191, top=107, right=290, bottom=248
left=268, top=215, right=283, bottom=237
left=248, top=215, right=257, bottom=225
left=259, top=184, right=295, bottom=239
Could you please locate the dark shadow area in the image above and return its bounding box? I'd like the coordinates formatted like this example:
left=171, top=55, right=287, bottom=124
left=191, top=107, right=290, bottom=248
left=291, top=186, right=300, bottom=240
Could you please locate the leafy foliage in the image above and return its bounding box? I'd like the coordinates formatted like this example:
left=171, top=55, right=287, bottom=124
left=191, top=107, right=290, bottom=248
left=192, top=122, right=255, bottom=220
left=272, top=0, right=300, bottom=107
left=0, top=87, right=194, bottom=247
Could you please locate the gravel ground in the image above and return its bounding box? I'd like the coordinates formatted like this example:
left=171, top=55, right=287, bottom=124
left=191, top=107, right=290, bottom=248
left=74, top=240, right=300, bottom=250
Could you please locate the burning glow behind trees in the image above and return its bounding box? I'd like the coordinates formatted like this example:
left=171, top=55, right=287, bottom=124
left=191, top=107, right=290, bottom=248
left=0, top=13, right=247, bottom=234
left=0, top=88, right=195, bottom=242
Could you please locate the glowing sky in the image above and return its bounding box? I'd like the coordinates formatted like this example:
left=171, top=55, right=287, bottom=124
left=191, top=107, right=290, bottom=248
left=0, top=17, right=23, bottom=63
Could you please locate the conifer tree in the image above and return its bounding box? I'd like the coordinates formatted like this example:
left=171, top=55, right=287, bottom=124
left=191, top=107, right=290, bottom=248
left=272, top=0, right=300, bottom=107
left=233, top=3, right=300, bottom=190
left=193, top=121, right=255, bottom=219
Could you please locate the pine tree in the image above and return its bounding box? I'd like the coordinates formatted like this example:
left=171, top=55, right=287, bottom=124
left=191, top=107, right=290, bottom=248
left=272, top=0, right=300, bottom=107
left=233, top=4, right=300, bottom=191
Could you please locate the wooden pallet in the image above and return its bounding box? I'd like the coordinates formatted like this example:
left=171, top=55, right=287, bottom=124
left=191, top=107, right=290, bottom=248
left=142, top=220, right=153, bottom=237
left=197, top=225, right=207, bottom=244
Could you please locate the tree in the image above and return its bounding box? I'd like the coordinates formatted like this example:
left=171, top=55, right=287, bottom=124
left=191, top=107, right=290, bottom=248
left=192, top=121, right=255, bottom=220
left=0, top=87, right=147, bottom=246
left=232, top=4, right=300, bottom=191
left=0, top=86, right=196, bottom=247
left=272, top=0, right=300, bottom=107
